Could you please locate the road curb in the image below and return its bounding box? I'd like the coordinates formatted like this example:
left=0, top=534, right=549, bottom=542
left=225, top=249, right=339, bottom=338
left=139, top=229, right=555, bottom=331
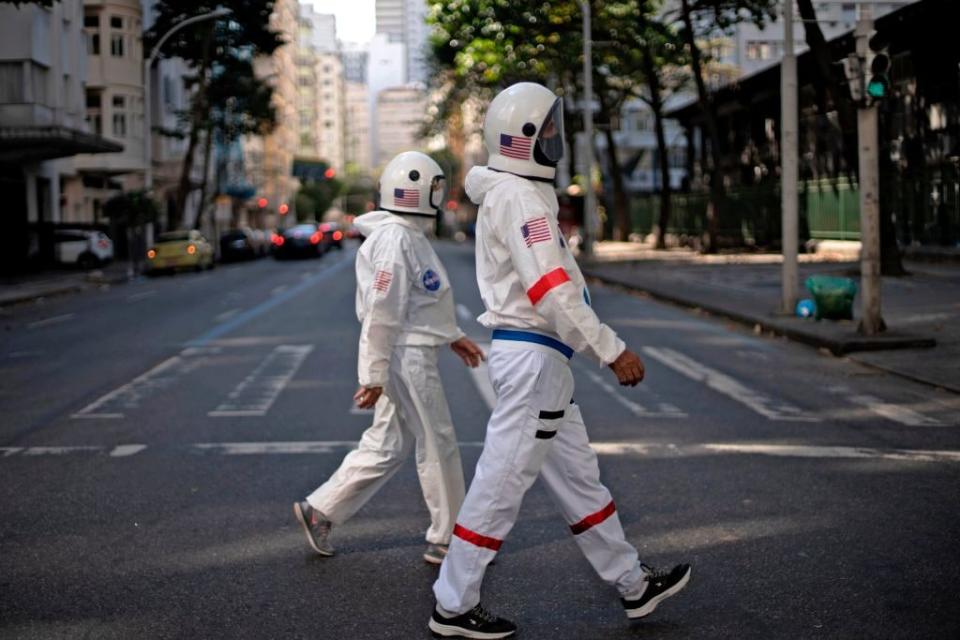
left=585, top=267, right=938, bottom=357
left=0, top=283, right=88, bottom=308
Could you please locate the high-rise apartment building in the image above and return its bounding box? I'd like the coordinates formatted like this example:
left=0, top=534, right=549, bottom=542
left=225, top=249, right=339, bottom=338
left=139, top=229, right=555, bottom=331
left=375, top=85, right=427, bottom=166
left=344, top=81, right=371, bottom=171
left=374, top=0, right=428, bottom=84
left=0, top=0, right=120, bottom=272
left=299, top=4, right=338, bottom=54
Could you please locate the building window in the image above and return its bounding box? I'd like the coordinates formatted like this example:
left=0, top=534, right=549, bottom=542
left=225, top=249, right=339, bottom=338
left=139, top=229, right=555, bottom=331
left=113, top=112, right=127, bottom=137
left=111, top=34, right=125, bottom=57
left=110, top=16, right=123, bottom=29
left=84, top=15, right=98, bottom=28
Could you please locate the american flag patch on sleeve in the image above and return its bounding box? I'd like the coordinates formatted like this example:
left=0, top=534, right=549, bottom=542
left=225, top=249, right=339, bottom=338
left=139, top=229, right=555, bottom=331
left=394, top=188, right=420, bottom=207
left=372, top=270, right=393, bottom=293
left=520, top=217, right=552, bottom=247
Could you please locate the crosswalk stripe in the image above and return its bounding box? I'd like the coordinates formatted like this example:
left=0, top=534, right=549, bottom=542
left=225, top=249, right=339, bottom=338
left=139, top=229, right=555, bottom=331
left=642, top=346, right=819, bottom=422
left=580, top=368, right=686, bottom=419
left=208, top=345, right=314, bottom=417
left=4, top=441, right=960, bottom=464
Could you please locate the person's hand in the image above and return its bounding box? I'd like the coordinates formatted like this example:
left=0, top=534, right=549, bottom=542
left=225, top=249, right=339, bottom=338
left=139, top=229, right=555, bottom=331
left=450, top=337, right=486, bottom=368
left=608, top=349, right=645, bottom=386
left=354, top=385, right=383, bottom=409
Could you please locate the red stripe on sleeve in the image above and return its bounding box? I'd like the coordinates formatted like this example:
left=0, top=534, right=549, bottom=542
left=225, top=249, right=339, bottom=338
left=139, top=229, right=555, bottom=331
left=453, top=523, right=503, bottom=551
left=526, top=267, right=571, bottom=305
left=569, top=501, right=617, bottom=535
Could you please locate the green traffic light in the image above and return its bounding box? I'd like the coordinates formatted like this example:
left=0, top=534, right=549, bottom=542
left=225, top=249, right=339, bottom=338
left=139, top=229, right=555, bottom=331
left=867, top=79, right=887, bottom=99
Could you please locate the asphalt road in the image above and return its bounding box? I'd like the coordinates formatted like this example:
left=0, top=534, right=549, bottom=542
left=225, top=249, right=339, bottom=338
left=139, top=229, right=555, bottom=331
left=1, top=241, right=958, bottom=639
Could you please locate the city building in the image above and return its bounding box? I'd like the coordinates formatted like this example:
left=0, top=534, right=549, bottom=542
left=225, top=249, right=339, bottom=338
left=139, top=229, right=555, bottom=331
left=367, top=33, right=406, bottom=166
left=344, top=81, right=371, bottom=171
left=727, top=1, right=914, bottom=77
left=374, top=0, right=428, bottom=84
left=299, top=3, right=338, bottom=54
left=340, top=42, right=368, bottom=84
left=73, top=0, right=147, bottom=224
left=0, top=0, right=120, bottom=273
left=248, top=0, right=300, bottom=226
left=375, top=85, right=427, bottom=166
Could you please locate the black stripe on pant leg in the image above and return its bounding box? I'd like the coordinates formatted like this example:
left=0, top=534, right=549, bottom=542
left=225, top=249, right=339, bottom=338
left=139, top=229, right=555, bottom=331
left=535, top=429, right=557, bottom=439
left=538, top=409, right=565, bottom=420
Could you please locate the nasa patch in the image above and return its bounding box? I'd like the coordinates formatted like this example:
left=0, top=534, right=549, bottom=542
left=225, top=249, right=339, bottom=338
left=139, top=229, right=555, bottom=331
left=422, top=269, right=441, bottom=292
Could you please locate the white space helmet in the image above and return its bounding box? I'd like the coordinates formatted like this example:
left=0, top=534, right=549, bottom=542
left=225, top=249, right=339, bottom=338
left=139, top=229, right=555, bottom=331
left=483, top=82, right=565, bottom=181
left=378, top=151, right=447, bottom=217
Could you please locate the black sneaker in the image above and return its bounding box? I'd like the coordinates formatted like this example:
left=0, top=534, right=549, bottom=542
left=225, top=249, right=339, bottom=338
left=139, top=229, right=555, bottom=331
left=428, top=604, right=517, bottom=639
left=622, top=563, right=691, bottom=619
left=293, top=500, right=334, bottom=556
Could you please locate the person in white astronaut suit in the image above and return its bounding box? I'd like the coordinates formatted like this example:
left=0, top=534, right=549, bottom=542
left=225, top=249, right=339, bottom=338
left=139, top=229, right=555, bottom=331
left=428, top=83, right=691, bottom=639
left=294, top=151, right=485, bottom=566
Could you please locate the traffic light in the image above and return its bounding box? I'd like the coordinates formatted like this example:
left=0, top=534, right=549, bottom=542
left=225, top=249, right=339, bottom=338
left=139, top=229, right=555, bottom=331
left=257, top=197, right=268, bottom=209
left=278, top=203, right=289, bottom=215
left=324, top=167, right=336, bottom=179
left=866, top=31, right=891, bottom=103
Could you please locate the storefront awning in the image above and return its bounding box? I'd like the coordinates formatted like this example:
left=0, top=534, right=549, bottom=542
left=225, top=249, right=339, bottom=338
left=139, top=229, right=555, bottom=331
left=0, top=126, right=123, bottom=164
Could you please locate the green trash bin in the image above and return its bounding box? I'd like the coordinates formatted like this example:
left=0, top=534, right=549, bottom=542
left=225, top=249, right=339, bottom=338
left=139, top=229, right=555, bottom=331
left=805, top=275, right=858, bottom=320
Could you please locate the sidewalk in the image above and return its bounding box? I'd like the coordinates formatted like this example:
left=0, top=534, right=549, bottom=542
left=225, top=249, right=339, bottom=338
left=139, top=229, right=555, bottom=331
left=582, top=242, right=959, bottom=394
left=0, top=263, right=132, bottom=308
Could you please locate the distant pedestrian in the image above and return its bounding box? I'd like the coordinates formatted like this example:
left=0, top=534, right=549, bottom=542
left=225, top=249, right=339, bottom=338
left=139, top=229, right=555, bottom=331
left=294, top=151, right=485, bottom=566
left=429, top=83, right=690, bottom=639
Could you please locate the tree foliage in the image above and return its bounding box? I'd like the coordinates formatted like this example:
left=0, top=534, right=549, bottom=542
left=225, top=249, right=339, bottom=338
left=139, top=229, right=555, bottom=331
left=145, top=1, right=282, bottom=228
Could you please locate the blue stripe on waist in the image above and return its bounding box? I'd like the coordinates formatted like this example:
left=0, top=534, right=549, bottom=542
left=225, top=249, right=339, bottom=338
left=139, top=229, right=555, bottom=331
left=491, top=329, right=574, bottom=359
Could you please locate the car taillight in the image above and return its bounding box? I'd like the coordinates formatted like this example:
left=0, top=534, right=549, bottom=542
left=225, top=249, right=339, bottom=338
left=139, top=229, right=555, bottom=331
left=98, top=239, right=110, bottom=249
left=147, top=249, right=157, bottom=259
left=333, top=230, right=343, bottom=241
left=310, top=231, right=323, bottom=244
left=187, top=244, right=197, bottom=255
left=272, top=235, right=285, bottom=246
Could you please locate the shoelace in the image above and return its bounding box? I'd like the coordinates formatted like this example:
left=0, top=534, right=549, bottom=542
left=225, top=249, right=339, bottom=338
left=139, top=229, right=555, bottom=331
left=641, top=563, right=669, bottom=583
left=469, top=605, right=498, bottom=624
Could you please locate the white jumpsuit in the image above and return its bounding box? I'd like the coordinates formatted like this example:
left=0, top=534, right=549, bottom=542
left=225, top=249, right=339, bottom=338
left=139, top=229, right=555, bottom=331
left=306, top=211, right=466, bottom=546
left=433, top=167, right=647, bottom=613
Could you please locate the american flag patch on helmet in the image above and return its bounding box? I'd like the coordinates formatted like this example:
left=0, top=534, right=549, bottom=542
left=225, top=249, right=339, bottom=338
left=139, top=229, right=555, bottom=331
left=373, top=270, right=393, bottom=293
left=394, top=188, right=420, bottom=207
left=500, top=133, right=532, bottom=160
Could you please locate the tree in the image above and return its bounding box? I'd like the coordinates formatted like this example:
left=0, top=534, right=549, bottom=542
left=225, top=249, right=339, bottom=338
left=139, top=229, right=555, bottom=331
left=670, top=0, right=777, bottom=251
left=103, top=191, right=160, bottom=273
left=296, top=177, right=343, bottom=222
left=145, top=1, right=281, bottom=229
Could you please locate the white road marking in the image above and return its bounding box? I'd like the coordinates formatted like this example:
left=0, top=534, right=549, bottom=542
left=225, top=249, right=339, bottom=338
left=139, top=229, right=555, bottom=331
left=580, top=368, right=686, bottom=418
left=349, top=404, right=375, bottom=415
left=27, top=313, right=75, bottom=329
left=4, top=440, right=960, bottom=464
left=271, top=285, right=288, bottom=296
left=826, top=386, right=944, bottom=427
left=127, top=290, right=158, bottom=302
left=109, top=444, right=147, bottom=457
left=72, top=355, right=185, bottom=419
left=643, top=346, right=818, bottom=422
left=466, top=343, right=497, bottom=412
left=456, top=303, right=474, bottom=323
left=215, top=308, right=241, bottom=323
left=208, top=345, right=313, bottom=417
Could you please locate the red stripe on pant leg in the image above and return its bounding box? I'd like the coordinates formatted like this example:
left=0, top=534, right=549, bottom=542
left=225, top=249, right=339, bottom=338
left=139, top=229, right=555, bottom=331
left=569, top=501, right=617, bottom=535
left=453, top=523, right=503, bottom=551
left=526, top=268, right=571, bottom=305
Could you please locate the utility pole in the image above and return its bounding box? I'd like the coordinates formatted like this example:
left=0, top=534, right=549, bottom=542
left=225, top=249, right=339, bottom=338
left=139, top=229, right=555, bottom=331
left=780, top=0, right=799, bottom=314
left=855, top=8, right=885, bottom=334
left=577, top=0, right=596, bottom=259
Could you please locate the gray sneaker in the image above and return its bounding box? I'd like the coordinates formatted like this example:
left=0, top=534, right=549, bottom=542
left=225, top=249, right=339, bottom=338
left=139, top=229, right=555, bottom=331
left=293, top=500, right=334, bottom=556
left=423, top=543, right=448, bottom=565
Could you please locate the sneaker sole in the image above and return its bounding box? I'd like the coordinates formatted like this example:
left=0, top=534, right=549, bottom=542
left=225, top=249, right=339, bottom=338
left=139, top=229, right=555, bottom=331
left=428, top=619, right=516, bottom=639
left=626, top=566, right=692, bottom=619
left=292, top=502, right=334, bottom=557
left=424, top=553, right=446, bottom=565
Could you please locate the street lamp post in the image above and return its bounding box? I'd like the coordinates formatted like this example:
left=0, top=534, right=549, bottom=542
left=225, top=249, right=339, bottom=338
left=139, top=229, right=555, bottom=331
left=143, top=7, right=231, bottom=193
left=577, top=0, right=596, bottom=259
left=781, top=0, right=799, bottom=314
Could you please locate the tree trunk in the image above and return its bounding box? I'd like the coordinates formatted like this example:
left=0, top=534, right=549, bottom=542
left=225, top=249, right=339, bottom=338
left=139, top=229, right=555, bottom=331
left=173, top=27, right=215, bottom=229
left=680, top=0, right=724, bottom=252
left=641, top=42, right=673, bottom=249
left=446, top=99, right=466, bottom=204
left=193, top=127, right=215, bottom=231
left=795, top=0, right=859, bottom=176
left=597, top=91, right=631, bottom=241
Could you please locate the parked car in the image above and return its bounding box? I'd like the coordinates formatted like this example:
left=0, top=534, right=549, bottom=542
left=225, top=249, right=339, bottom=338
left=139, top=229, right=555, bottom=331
left=145, top=230, right=215, bottom=274
left=219, top=228, right=258, bottom=262
left=272, top=223, right=326, bottom=260
left=53, top=229, right=113, bottom=269
left=319, top=222, right=345, bottom=250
